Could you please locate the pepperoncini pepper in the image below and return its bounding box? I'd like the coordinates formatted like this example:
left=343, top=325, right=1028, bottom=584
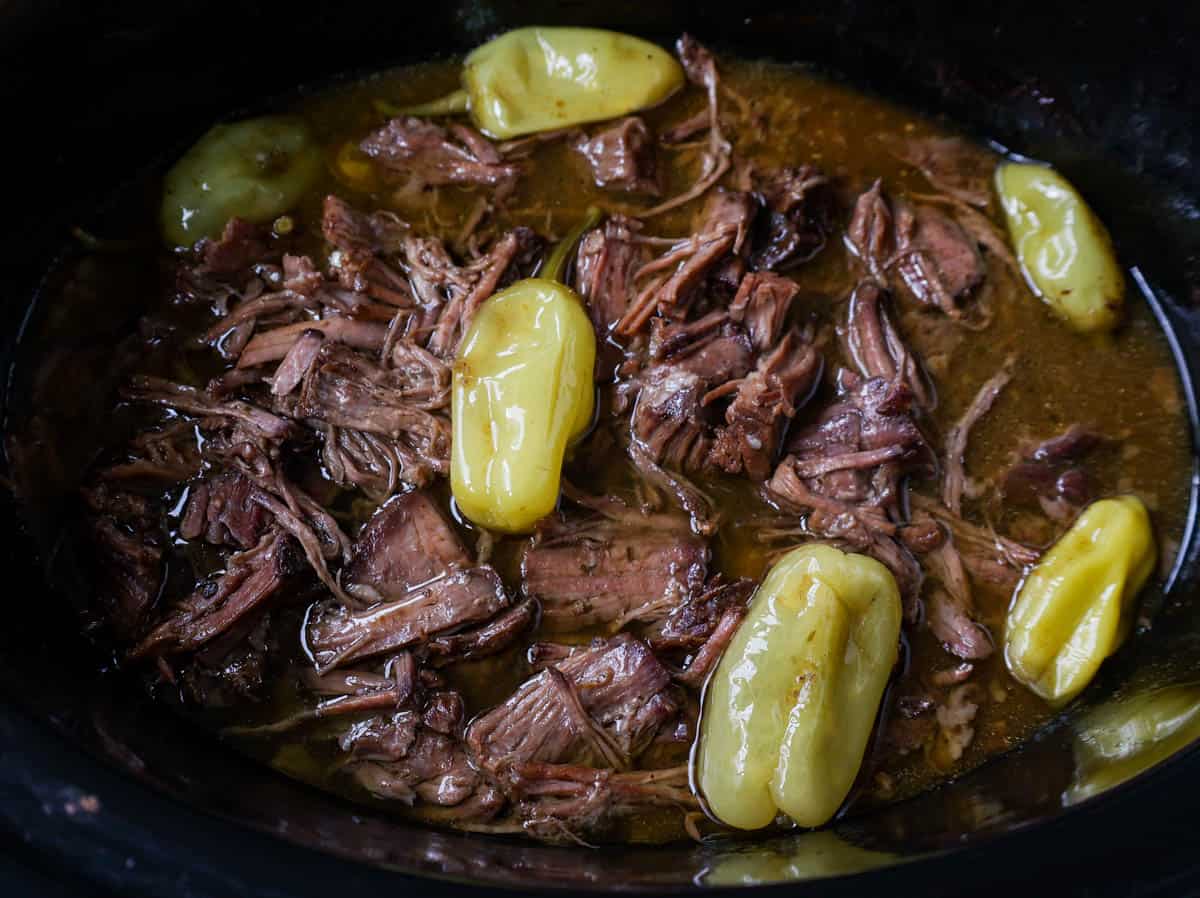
left=161, top=115, right=322, bottom=246
left=450, top=210, right=600, bottom=533
left=1066, top=684, right=1200, bottom=804
left=384, top=27, right=685, bottom=139
left=698, top=545, right=902, bottom=830
left=995, top=162, right=1126, bottom=334
left=1005, top=496, right=1156, bottom=706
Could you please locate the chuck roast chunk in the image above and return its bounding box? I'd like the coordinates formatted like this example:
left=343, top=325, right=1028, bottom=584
left=344, top=490, right=471, bottom=601
left=843, top=280, right=934, bottom=410
left=521, top=501, right=708, bottom=633
left=466, top=634, right=677, bottom=777
left=728, top=271, right=801, bottom=353
left=573, top=117, right=660, bottom=194
left=179, top=472, right=271, bottom=549
left=295, top=342, right=450, bottom=479
left=82, top=484, right=164, bottom=639
left=305, top=566, right=511, bottom=672
left=574, top=215, right=653, bottom=337
left=360, top=117, right=520, bottom=192
left=847, top=180, right=984, bottom=317
left=1000, top=425, right=1105, bottom=520
left=750, top=166, right=834, bottom=271
left=131, top=530, right=301, bottom=659
left=709, top=328, right=823, bottom=480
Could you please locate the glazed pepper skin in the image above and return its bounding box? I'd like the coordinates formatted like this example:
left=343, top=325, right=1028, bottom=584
left=161, top=115, right=322, bottom=246
left=450, top=278, right=595, bottom=533
left=698, top=545, right=902, bottom=830
left=397, top=28, right=684, bottom=139
left=1005, top=496, right=1156, bottom=706
left=995, top=162, right=1125, bottom=334
left=1066, top=684, right=1200, bottom=804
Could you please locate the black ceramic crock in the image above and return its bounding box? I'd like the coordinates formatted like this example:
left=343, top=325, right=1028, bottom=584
left=2, top=2, right=1200, bottom=895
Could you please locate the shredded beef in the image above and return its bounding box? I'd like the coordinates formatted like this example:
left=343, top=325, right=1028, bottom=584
left=521, top=499, right=708, bottom=632
left=750, top=166, right=833, bottom=271
left=360, top=117, right=521, bottom=192
left=573, top=117, right=660, bottom=194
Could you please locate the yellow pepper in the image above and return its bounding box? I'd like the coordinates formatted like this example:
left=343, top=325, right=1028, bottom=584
left=1005, top=496, right=1156, bottom=706
left=450, top=211, right=599, bottom=533
left=161, top=115, right=322, bottom=246
left=386, top=27, right=685, bottom=139
left=698, top=545, right=902, bottom=830
left=995, top=162, right=1125, bottom=334
left=1066, top=684, right=1200, bottom=804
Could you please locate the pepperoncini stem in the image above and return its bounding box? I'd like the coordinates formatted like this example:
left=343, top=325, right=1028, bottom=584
left=542, top=206, right=603, bottom=283
left=374, top=89, right=470, bottom=120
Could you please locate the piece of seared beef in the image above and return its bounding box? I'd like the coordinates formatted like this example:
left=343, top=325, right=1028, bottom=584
left=708, top=328, right=823, bottom=480
left=617, top=191, right=754, bottom=335
left=843, top=280, right=934, bottom=411
left=847, top=180, right=985, bottom=318
left=923, top=535, right=994, bottom=661
left=467, top=634, right=678, bottom=778
left=765, top=371, right=934, bottom=612
left=82, top=484, right=164, bottom=639
left=750, top=166, right=834, bottom=271
left=908, top=493, right=1040, bottom=587
left=644, top=576, right=754, bottom=652
left=360, top=117, right=521, bottom=193
left=178, top=612, right=272, bottom=707
left=573, top=117, right=660, bottom=194
left=727, top=271, right=800, bottom=352
left=521, top=497, right=708, bottom=632
left=198, top=218, right=273, bottom=274
left=305, top=566, right=511, bottom=672
left=343, top=490, right=471, bottom=601
left=131, top=529, right=301, bottom=659
left=999, top=425, right=1105, bottom=521
left=321, top=194, right=410, bottom=293
left=179, top=471, right=271, bottom=549
left=574, top=215, right=653, bottom=339
left=340, top=681, right=506, bottom=823
left=294, top=342, right=450, bottom=481
left=510, top=762, right=696, bottom=844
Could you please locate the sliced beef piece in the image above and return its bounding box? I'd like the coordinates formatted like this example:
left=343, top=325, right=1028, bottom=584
left=321, top=194, right=411, bottom=297
left=999, top=425, right=1104, bottom=520
left=295, top=342, right=450, bottom=477
left=892, top=136, right=996, bottom=208
left=305, top=566, right=511, bottom=672
left=342, top=699, right=506, bottom=822
left=510, top=762, right=696, bottom=844
left=644, top=576, right=754, bottom=652
left=616, top=191, right=754, bottom=335
left=422, top=599, right=539, bottom=667
left=360, top=117, right=521, bottom=191
left=270, top=328, right=326, bottom=397
left=708, top=328, right=823, bottom=480
left=179, top=472, right=271, bottom=549
left=131, top=530, right=300, bottom=659
left=750, top=166, right=834, bottom=271
left=521, top=500, right=708, bottom=633
left=179, top=613, right=272, bottom=707
left=343, top=490, right=470, bottom=601
left=237, top=318, right=389, bottom=370
left=728, top=271, right=801, bottom=353
left=843, top=280, right=934, bottom=411
left=82, top=484, right=164, bottom=639
left=765, top=372, right=933, bottom=613
left=771, top=372, right=933, bottom=517
left=847, top=181, right=984, bottom=317
left=574, top=215, right=653, bottom=337
left=573, top=117, right=660, bottom=194
left=467, top=634, right=677, bottom=777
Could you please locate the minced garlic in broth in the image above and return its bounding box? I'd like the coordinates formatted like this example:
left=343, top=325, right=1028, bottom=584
left=168, top=56, right=1192, bottom=840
